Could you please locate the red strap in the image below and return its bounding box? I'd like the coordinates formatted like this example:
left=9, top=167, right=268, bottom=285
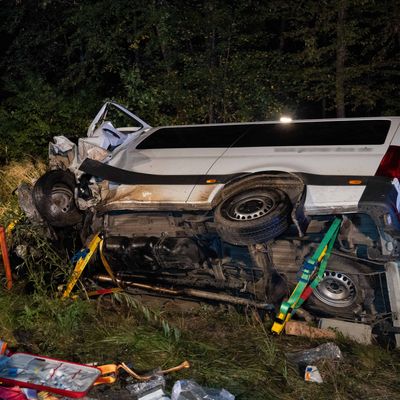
left=300, top=286, right=313, bottom=301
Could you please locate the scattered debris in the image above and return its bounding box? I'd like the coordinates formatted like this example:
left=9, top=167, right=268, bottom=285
left=126, top=374, right=166, bottom=399
left=0, top=385, right=28, bottom=400
left=20, top=389, right=38, bottom=400
left=293, top=308, right=314, bottom=323
left=286, top=342, right=342, bottom=371
left=136, top=388, right=170, bottom=400
left=171, top=380, right=235, bottom=400
left=0, top=353, right=101, bottom=398
left=304, top=365, right=323, bottom=383
left=0, top=340, right=193, bottom=400
left=319, top=318, right=372, bottom=345
left=119, top=361, right=190, bottom=382
left=284, top=321, right=336, bottom=339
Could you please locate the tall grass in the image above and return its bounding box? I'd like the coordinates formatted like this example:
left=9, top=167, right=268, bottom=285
left=0, top=159, right=74, bottom=293
left=0, top=159, right=46, bottom=223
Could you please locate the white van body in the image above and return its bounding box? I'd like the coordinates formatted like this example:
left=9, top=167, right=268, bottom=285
left=63, top=103, right=400, bottom=218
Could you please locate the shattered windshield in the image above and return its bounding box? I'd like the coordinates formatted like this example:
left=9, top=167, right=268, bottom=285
left=96, top=105, right=142, bottom=134
left=74, top=102, right=151, bottom=162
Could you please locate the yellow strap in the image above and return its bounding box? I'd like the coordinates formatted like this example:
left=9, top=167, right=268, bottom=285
left=38, top=392, right=59, bottom=400
left=62, top=234, right=102, bottom=298
left=6, top=220, right=18, bottom=237
left=271, top=312, right=291, bottom=335
left=317, top=245, right=328, bottom=262
left=94, top=375, right=118, bottom=385
left=99, top=239, right=117, bottom=282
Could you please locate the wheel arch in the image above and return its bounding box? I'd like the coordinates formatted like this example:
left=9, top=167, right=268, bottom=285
left=212, top=171, right=308, bottom=237
left=212, top=170, right=305, bottom=206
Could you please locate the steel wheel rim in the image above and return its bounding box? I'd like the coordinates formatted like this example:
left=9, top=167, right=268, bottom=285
left=50, top=184, right=74, bottom=214
left=313, top=271, right=357, bottom=308
left=226, top=194, right=275, bottom=221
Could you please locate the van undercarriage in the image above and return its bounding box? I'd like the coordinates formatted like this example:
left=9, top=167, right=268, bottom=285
left=88, top=210, right=392, bottom=327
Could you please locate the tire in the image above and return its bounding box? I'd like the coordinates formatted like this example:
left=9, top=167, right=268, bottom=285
left=214, top=187, right=291, bottom=246
left=305, top=255, right=375, bottom=318
left=32, top=170, right=82, bottom=227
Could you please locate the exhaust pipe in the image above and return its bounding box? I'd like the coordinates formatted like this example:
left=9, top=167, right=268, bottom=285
left=94, top=274, right=274, bottom=311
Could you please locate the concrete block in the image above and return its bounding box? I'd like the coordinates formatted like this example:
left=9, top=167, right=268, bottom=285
left=319, top=318, right=372, bottom=345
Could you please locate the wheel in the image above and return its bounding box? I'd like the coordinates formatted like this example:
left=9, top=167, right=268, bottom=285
left=305, top=255, right=375, bottom=318
left=32, top=170, right=82, bottom=227
left=214, top=187, right=291, bottom=245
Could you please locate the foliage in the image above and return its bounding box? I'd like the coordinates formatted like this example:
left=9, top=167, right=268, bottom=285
left=0, top=289, right=399, bottom=399
left=0, top=160, right=46, bottom=233
left=0, top=75, right=94, bottom=162
left=0, top=0, right=399, bottom=161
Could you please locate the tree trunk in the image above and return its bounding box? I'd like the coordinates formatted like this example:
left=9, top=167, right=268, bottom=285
left=154, top=0, right=171, bottom=74
left=336, top=0, right=347, bottom=118
left=208, top=24, right=216, bottom=124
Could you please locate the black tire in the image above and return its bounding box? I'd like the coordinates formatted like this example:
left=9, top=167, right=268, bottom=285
left=32, top=170, right=82, bottom=227
left=305, top=255, right=375, bottom=318
left=214, top=187, right=291, bottom=246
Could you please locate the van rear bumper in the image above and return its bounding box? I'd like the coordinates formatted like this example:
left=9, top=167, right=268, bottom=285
left=302, top=174, right=400, bottom=233
left=358, top=176, right=400, bottom=234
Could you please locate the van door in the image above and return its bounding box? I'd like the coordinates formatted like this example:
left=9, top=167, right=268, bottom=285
left=103, top=124, right=250, bottom=206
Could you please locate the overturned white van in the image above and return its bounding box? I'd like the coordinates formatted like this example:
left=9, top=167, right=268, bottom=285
left=21, top=102, right=400, bottom=345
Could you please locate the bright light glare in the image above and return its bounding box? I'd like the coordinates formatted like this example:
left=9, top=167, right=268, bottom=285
left=280, top=116, right=292, bottom=123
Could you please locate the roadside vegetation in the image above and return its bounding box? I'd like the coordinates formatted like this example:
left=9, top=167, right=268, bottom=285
left=0, top=162, right=400, bottom=400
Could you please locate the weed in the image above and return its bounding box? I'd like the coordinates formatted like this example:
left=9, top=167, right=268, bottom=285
left=110, top=291, right=181, bottom=341
left=0, top=288, right=400, bottom=399
left=0, top=159, right=72, bottom=293
left=11, top=223, right=72, bottom=294
left=0, top=159, right=46, bottom=223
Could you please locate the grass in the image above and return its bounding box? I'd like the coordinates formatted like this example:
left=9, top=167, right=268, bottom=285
left=0, top=161, right=400, bottom=399
left=1, top=288, right=399, bottom=400
left=0, top=159, right=46, bottom=223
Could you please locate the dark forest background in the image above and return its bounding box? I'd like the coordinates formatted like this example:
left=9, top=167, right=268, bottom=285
left=0, top=0, right=399, bottom=161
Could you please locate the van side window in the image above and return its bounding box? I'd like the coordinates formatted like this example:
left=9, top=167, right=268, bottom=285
left=137, top=125, right=252, bottom=149
left=233, top=120, right=390, bottom=147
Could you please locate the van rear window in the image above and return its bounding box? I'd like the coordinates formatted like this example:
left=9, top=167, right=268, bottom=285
left=137, top=120, right=390, bottom=149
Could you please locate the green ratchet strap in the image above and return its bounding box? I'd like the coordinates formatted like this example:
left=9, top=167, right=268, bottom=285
left=271, top=217, right=341, bottom=335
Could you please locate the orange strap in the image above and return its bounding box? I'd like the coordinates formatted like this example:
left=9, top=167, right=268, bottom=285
left=0, top=340, right=7, bottom=355
left=86, top=287, right=124, bottom=297
left=94, top=364, right=119, bottom=385
left=0, top=226, right=12, bottom=289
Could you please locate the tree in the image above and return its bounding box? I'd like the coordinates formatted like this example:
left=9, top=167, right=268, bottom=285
left=0, top=0, right=398, bottom=162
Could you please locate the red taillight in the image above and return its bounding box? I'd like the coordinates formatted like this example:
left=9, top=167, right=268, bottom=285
left=375, top=145, right=400, bottom=179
